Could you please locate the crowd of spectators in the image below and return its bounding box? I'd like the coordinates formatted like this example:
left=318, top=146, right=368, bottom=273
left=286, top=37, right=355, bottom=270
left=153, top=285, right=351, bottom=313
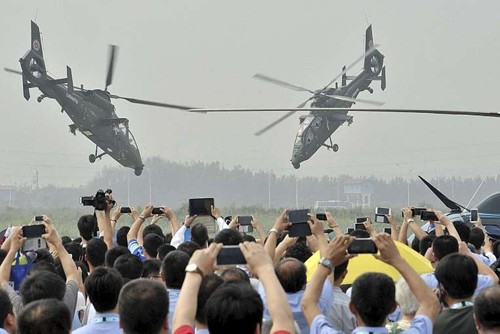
left=0, top=192, right=499, bottom=334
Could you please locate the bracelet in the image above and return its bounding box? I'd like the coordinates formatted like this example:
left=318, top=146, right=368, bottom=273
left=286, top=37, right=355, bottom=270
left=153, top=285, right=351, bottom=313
left=110, top=219, right=117, bottom=222
left=138, top=215, right=146, bottom=221
left=269, top=228, right=279, bottom=234
left=407, top=219, right=415, bottom=224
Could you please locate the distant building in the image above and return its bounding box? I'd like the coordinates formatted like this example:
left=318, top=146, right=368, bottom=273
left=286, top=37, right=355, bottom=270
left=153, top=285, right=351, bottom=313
left=344, top=180, right=374, bottom=208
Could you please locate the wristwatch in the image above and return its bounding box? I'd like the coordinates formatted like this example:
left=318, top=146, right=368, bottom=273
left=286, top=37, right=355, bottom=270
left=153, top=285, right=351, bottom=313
left=318, top=257, right=334, bottom=273
left=185, top=263, right=204, bottom=278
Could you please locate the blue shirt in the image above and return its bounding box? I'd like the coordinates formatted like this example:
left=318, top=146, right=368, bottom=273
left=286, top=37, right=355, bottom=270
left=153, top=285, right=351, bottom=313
left=310, top=314, right=432, bottom=334
left=420, top=272, right=494, bottom=297
left=73, top=312, right=123, bottom=334
left=259, top=279, right=334, bottom=334
left=168, top=288, right=180, bottom=334
left=128, top=239, right=146, bottom=262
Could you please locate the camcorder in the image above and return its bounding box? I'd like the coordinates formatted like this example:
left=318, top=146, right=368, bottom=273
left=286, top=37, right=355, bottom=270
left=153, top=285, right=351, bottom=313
left=80, top=189, right=114, bottom=211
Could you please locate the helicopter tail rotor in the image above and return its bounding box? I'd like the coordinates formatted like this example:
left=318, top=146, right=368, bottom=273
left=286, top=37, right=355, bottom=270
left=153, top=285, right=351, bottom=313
left=105, top=45, right=117, bottom=92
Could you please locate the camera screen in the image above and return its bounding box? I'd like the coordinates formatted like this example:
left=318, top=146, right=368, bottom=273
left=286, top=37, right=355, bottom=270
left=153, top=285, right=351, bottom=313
left=238, top=216, right=252, bottom=225
left=217, top=246, right=246, bottom=265
left=375, top=207, right=391, bottom=215
left=189, top=198, right=214, bottom=216
left=348, top=238, right=378, bottom=254
left=288, top=222, right=312, bottom=237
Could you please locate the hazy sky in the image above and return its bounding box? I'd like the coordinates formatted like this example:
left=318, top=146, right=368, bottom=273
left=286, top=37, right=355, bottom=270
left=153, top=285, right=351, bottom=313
left=2, top=0, right=500, bottom=187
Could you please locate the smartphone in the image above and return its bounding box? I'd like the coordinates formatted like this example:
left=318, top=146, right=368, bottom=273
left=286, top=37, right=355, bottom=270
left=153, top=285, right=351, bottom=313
left=348, top=238, right=378, bottom=254
left=152, top=207, right=163, bottom=215
left=34, top=215, right=44, bottom=222
left=238, top=216, right=253, bottom=233
left=420, top=210, right=438, bottom=221
left=375, top=214, right=389, bottom=224
left=22, top=224, right=47, bottom=252
left=316, top=213, right=327, bottom=221
left=216, top=245, right=246, bottom=265
left=355, top=217, right=368, bottom=224
left=120, top=207, right=131, bottom=214
left=287, top=209, right=310, bottom=223
left=401, top=207, right=426, bottom=217
left=354, top=223, right=366, bottom=231
left=470, top=208, right=478, bottom=222
left=375, top=207, right=391, bottom=216
left=288, top=222, right=312, bottom=237
left=384, top=227, right=392, bottom=234
left=188, top=198, right=214, bottom=216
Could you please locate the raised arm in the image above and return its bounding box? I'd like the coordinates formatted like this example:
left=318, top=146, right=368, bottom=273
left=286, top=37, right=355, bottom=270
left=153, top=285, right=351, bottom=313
left=96, top=210, right=113, bottom=249
left=173, top=242, right=221, bottom=329
left=373, top=233, right=440, bottom=323
left=250, top=216, right=266, bottom=245
left=127, top=205, right=154, bottom=243
left=0, top=227, right=25, bottom=287
left=302, top=235, right=353, bottom=326
left=242, top=241, right=294, bottom=333
left=435, top=210, right=461, bottom=242
left=459, top=241, right=499, bottom=285
left=163, top=207, right=180, bottom=235
left=264, top=210, right=290, bottom=261
left=43, top=216, right=81, bottom=285
left=326, top=211, right=343, bottom=238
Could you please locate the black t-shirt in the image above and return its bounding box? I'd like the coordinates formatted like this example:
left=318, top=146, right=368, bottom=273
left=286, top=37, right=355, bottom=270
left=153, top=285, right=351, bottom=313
left=433, top=306, right=477, bottom=334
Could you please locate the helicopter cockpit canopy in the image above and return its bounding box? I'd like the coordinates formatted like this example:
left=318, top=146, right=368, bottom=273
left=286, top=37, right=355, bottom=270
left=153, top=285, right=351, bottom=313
left=294, top=115, right=314, bottom=146
left=117, top=123, right=139, bottom=151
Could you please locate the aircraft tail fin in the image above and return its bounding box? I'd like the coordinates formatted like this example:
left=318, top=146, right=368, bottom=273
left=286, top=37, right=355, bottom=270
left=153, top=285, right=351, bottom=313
left=67, top=66, right=74, bottom=93
left=31, top=21, right=44, bottom=59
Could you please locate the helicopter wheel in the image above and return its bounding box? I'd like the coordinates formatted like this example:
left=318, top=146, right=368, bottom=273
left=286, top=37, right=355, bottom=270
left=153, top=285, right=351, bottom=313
left=134, top=168, right=143, bottom=176
left=332, top=144, right=339, bottom=152
left=292, top=162, right=300, bottom=169
left=89, top=154, right=96, bottom=163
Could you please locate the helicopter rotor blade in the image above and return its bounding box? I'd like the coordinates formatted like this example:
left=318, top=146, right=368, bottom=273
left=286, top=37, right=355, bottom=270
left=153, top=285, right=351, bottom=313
left=4, top=67, right=23, bottom=75
left=105, top=45, right=117, bottom=92
left=321, top=44, right=380, bottom=92
left=253, top=73, right=315, bottom=94
left=109, top=94, right=195, bottom=110
left=254, top=110, right=298, bottom=136
left=317, top=92, right=385, bottom=106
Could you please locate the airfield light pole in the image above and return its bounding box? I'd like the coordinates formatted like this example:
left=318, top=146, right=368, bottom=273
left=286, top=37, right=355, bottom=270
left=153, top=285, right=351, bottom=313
left=295, top=176, right=299, bottom=209
left=127, top=173, right=130, bottom=206
left=144, top=168, right=152, bottom=205
left=268, top=171, right=272, bottom=210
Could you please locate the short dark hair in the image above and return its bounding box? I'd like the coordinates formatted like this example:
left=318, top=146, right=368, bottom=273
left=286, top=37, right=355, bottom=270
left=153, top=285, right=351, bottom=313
left=142, top=259, right=161, bottom=279
left=446, top=221, right=470, bottom=244
left=220, top=267, right=250, bottom=283
left=20, top=270, right=66, bottom=305
left=61, top=236, right=72, bottom=245
left=143, top=234, right=164, bottom=258
left=0, top=289, right=13, bottom=328
left=143, top=225, right=165, bottom=241
left=191, top=223, right=209, bottom=247
left=157, top=244, right=176, bottom=262
left=196, top=274, right=224, bottom=324
left=118, top=279, right=168, bottom=334
left=177, top=241, right=201, bottom=258
left=432, top=235, right=459, bottom=261
left=351, top=272, right=396, bottom=327
left=469, top=227, right=485, bottom=250
left=474, top=286, right=500, bottom=331
left=33, top=248, right=54, bottom=264
left=116, top=226, right=130, bottom=248
left=18, top=299, right=71, bottom=334
left=213, top=229, right=243, bottom=245
left=161, top=250, right=189, bottom=289
left=284, top=243, right=313, bottom=263
left=419, top=234, right=436, bottom=256
left=333, top=259, right=349, bottom=281
left=114, top=254, right=143, bottom=281
left=86, top=238, right=107, bottom=268
left=77, top=215, right=96, bottom=241
left=64, top=242, right=82, bottom=262
left=242, top=234, right=256, bottom=243
left=105, top=246, right=130, bottom=268
left=275, top=258, right=307, bottom=293
left=435, top=253, right=477, bottom=299
left=85, top=267, right=123, bottom=313
left=205, top=282, right=263, bottom=334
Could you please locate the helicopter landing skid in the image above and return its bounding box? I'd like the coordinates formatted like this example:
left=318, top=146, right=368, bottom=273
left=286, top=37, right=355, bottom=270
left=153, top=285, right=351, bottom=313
left=89, top=146, right=107, bottom=163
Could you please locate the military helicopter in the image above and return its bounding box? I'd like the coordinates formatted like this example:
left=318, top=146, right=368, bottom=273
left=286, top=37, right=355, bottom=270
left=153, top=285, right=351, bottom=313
left=4, top=21, right=194, bottom=176
left=191, top=25, right=500, bottom=169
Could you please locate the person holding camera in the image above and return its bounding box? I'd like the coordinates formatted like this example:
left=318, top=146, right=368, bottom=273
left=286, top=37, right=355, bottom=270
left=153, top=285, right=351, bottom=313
left=173, top=242, right=295, bottom=334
